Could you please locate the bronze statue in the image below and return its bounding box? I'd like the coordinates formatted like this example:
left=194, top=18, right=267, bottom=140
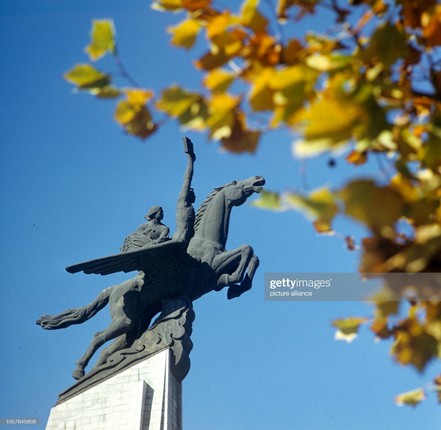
left=37, top=137, right=265, bottom=384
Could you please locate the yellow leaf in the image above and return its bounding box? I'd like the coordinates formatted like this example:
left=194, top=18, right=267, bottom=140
left=270, top=65, right=308, bottom=91
left=285, top=187, right=338, bottom=232
left=304, top=98, right=362, bottom=140
left=395, top=388, right=425, bottom=407
left=126, top=89, right=153, bottom=105
left=371, top=316, right=393, bottom=339
left=248, top=68, right=275, bottom=111
left=332, top=317, right=368, bottom=343
left=151, top=0, right=184, bottom=11
left=422, top=5, right=441, bottom=47
left=220, top=112, right=260, bottom=153
left=177, top=101, right=209, bottom=130
left=293, top=96, right=364, bottom=156
left=282, top=39, right=303, bottom=65
left=85, top=20, right=116, bottom=61
left=115, top=100, right=141, bottom=125
left=64, top=64, right=110, bottom=89
left=182, top=0, right=212, bottom=11
left=156, top=85, right=208, bottom=129
left=390, top=174, right=418, bottom=203
left=207, top=12, right=233, bottom=40
left=276, top=0, right=296, bottom=21
left=89, top=86, right=121, bottom=98
left=392, top=315, right=438, bottom=371
left=346, top=150, right=367, bottom=166
left=221, top=129, right=260, bottom=153
left=341, top=180, right=405, bottom=230
left=114, top=88, right=155, bottom=137
left=306, top=53, right=352, bottom=72
left=269, top=65, right=316, bottom=125
left=240, top=0, right=268, bottom=33
left=168, top=18, right=201, bottom=49
left=245, top=32, right=281, bottom=66
left=196, top=49, right=230, bottom=71
left=370, top=288, right=400, bottom=319
left=204, top=69, right=235, bottom=93
left=206, top=93, right=240, bottom=139
left=252, top=191, right=281, bottom=210
left=115, top=91, right=157, bottom=140
left=205, top=12, right=245, bottom=56
left=156, top=85, right=200, bottom=117
left=115, top=89, right=152, bottom=123
left=293, top=137, right=340, bottom=157
left=305, top=32, right=340, bottom=53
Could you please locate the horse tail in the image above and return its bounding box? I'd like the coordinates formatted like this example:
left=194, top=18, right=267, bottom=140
left=36, top=287, right=112, bottom=330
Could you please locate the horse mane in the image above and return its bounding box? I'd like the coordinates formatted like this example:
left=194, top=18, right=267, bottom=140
left=194, top=182, right=233, bottom=233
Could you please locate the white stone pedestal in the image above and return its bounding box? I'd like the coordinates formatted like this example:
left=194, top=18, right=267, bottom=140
left=45, top=348, right=182, bottom=430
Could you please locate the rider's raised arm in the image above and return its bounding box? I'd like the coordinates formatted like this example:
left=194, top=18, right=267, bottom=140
left=176, top=137, right=195, bottom=210
left=173, top=137, right=196, bottom=244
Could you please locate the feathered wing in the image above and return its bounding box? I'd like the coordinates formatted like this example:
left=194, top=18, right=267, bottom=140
left=65, top=240, right=188, bottom=276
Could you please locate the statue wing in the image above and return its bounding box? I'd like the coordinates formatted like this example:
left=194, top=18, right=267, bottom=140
left=66, top=241, right=188, bottom=276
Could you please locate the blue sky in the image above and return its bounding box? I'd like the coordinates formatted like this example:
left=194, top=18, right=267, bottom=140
left=1, top=1, right=440, bottom=429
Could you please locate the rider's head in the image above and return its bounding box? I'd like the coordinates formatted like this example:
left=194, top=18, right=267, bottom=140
left=145, top=205, right=163, bottom=221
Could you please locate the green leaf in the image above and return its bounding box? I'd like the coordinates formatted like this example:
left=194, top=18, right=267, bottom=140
left=64, top=64, right=110, bottom=89
left=85, top=20, right=116, bottom=61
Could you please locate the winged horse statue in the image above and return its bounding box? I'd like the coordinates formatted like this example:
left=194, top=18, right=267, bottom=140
left=37, top=138, right=265, bottom=380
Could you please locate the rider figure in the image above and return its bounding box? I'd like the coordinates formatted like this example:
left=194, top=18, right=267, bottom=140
left=121, top=137, right=196, bottom=253
left=121, top=205, right=170, bottom=252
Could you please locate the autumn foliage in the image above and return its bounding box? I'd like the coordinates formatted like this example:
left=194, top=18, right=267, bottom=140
left=65, top=0, right=441, bottom=407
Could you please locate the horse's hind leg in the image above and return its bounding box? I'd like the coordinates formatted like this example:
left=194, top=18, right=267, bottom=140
left=72, top=275, right=145, bottom=379
left=72, top=316, right=136, bottom=380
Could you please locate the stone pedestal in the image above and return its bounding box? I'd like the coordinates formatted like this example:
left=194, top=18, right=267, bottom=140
left=45, top=349, right=182, bottom=430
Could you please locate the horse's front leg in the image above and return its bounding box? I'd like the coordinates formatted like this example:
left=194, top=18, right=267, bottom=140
left=212, top=245, right=253, bottom=290
left=227, top=254, right=260, bottom=299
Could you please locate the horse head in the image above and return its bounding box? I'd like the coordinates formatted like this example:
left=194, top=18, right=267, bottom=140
left=223, top=175, right=266, bottom=207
